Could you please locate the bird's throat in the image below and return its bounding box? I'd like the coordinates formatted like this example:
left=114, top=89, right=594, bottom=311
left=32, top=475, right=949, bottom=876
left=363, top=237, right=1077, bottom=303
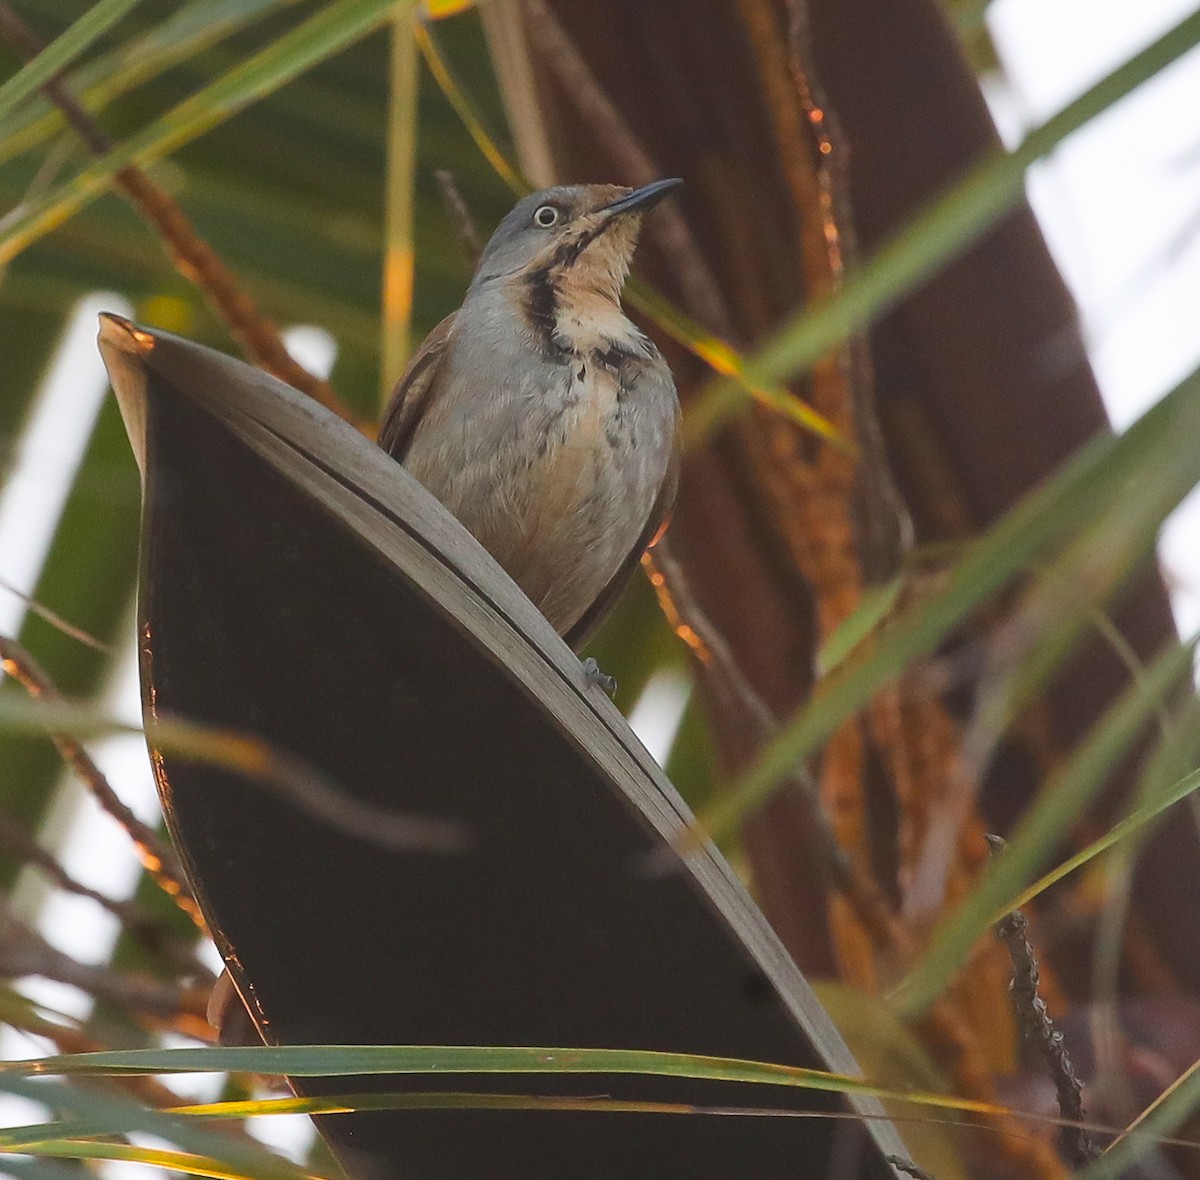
left=554, top=290, right=641, bottom=357
left=523, top=261, right=636, bottom=361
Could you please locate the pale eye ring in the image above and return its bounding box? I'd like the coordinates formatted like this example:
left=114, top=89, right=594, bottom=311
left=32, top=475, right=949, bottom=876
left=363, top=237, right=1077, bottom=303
left=533, top=204, right=560, bottom=228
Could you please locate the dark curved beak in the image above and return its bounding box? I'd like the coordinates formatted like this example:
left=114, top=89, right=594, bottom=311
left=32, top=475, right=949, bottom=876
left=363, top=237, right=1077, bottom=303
left=601, top=177, right=683, bottom=218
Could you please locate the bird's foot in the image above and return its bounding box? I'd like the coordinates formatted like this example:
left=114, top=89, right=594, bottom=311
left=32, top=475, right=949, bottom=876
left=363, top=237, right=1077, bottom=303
left=581, top=657, right=617, bottom=698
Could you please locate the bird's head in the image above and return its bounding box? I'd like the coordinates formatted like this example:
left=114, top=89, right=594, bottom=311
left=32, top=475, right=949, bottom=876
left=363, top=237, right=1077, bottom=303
left=472, top=179, right=682, bottom=300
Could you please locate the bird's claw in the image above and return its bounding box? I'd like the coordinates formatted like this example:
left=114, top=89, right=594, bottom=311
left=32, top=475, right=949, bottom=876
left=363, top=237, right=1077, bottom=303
left=581, top=657, right=617, bottom=697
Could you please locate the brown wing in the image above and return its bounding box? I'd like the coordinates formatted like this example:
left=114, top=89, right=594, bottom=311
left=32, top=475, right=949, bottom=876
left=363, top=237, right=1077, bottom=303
left=564, top=442, right=681, bottom=651
left=378, top=312, right=458, bottom=460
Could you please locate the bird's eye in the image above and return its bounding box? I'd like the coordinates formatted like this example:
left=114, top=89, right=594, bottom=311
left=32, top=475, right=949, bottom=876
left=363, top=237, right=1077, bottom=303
left=533, top=204, right=560, bottom=228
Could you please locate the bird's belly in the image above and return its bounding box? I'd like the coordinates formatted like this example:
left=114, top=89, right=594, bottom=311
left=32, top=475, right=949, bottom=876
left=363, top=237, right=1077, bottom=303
left=476, top=409, right=654, bottom=634
left=406, top=367, right=669, bottom=636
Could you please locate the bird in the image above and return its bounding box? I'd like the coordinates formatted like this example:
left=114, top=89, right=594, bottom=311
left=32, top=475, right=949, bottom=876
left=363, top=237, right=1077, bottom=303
left=208, top=180, right=682, bottom=1044
left=379, top=179, right=683, bottom=657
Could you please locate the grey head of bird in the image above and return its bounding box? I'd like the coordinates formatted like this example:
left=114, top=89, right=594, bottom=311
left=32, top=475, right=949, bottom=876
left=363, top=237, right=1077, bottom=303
left=469, top=178, right=682, bottom=304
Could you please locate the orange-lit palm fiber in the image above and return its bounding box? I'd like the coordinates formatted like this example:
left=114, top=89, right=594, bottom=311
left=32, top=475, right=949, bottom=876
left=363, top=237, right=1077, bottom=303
left=0, top=637, right=200, bottom=926
left=733, top=3, right=1052, bottom=1172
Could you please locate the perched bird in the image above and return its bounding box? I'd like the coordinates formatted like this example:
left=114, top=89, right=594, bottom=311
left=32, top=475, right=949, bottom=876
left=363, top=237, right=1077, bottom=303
left=379, top=179, right=683, bottom=650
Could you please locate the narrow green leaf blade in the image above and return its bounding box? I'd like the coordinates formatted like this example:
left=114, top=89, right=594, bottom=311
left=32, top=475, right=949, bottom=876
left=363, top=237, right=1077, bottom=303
left=816, top=576, right=903, bottom=676
left=1007, top=763, right=1200, bottom=918
left=891, top=636, right=1199, bottom=1018
left=0, top=0, right=416, bottom=264
left=697, top=361, right=1200, bottom=842
left=0, top=0, right=146, bottom=127
left=0, top=0, right=296, bottom=166
left=0, top=1043, right=1028, bottom=1119
left=0, top=1075, right=309, bottom=1180
left=1074, top=1058, right=1200, bottom=1180
left=691, top=7, right=1200, bottom=433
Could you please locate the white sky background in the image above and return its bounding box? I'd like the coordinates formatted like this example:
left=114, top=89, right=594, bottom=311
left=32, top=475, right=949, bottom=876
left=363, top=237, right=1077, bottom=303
left=986, top=0, right=1200, bottom=630
left=2, top=2, right=1200, bottom=1175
